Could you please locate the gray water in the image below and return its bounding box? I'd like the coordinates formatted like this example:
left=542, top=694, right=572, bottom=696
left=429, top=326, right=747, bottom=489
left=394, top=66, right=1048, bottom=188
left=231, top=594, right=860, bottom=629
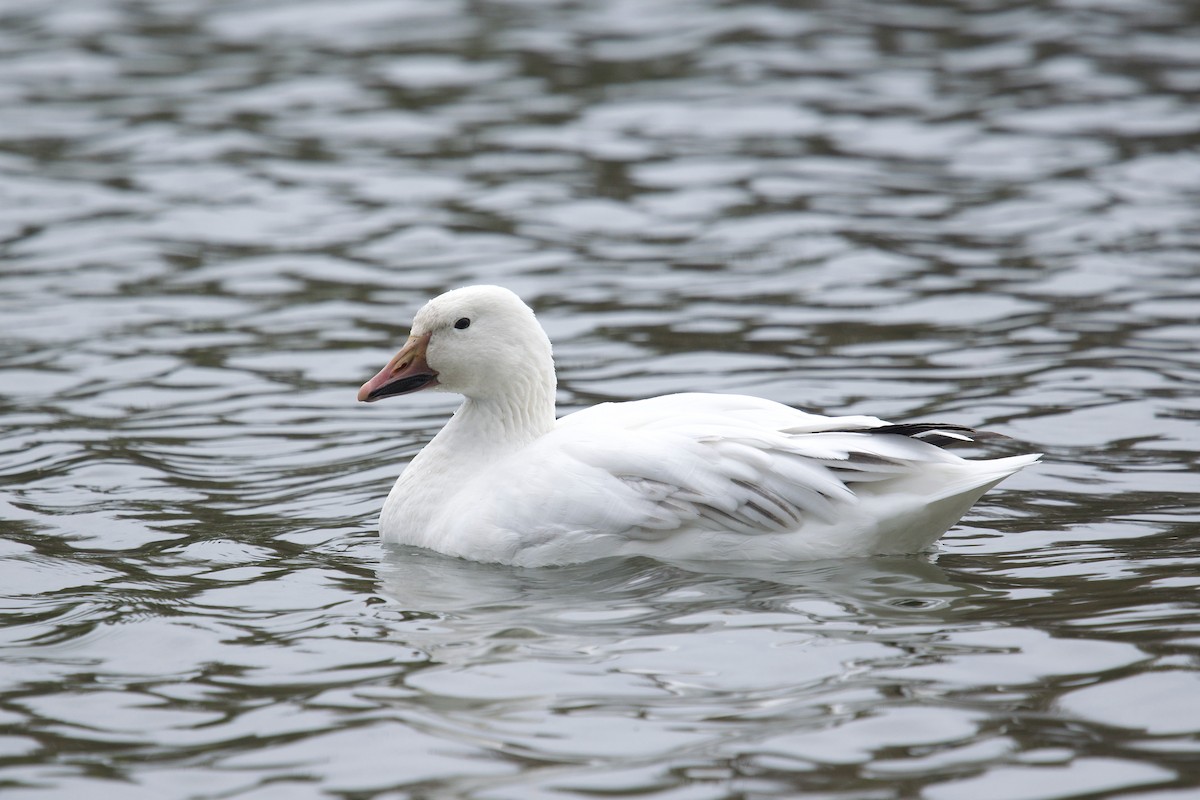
left=2, top=0, right=1199, bottom=798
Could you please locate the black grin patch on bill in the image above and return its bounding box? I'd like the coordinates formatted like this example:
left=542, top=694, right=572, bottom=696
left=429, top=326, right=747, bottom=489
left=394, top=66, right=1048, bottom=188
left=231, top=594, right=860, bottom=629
left=367, top=373, right=438, bottom=401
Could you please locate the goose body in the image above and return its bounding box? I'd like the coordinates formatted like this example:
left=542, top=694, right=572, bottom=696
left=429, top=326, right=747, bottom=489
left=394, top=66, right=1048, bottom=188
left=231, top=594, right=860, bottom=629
left=358, top=285, right=1039, bottom=567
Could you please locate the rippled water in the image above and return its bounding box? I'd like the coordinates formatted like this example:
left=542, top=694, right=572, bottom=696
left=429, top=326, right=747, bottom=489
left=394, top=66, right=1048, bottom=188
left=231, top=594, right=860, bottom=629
left=2, top=0, right=1199, bottom=797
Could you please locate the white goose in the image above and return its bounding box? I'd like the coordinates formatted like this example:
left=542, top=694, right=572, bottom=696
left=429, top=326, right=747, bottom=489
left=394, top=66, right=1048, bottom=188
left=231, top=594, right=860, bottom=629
left=358, top=285, right=1039, bottom=567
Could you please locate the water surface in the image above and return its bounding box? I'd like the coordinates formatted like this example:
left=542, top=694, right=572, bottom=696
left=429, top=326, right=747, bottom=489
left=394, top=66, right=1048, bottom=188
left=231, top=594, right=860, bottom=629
left=2, top=0, right=1199, bottom=798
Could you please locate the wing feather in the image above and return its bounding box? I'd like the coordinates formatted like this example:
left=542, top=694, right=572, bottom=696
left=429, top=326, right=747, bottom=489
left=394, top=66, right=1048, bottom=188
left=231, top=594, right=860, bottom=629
left=477, top=393, right=1004, bottom=546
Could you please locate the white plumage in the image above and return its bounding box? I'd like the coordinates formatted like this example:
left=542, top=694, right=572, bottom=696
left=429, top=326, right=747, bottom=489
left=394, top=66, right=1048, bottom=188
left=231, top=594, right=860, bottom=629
left=358, top=285, right=1039, bottom=567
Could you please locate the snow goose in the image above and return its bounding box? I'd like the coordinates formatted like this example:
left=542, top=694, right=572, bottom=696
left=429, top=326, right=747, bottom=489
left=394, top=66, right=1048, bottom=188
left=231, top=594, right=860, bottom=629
left=358, top=285, right=1039, bottom=566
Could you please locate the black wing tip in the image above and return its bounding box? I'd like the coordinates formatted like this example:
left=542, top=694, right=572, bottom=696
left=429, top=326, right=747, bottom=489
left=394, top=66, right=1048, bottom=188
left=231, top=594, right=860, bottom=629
left=835, top=422, right=1014, bottom=449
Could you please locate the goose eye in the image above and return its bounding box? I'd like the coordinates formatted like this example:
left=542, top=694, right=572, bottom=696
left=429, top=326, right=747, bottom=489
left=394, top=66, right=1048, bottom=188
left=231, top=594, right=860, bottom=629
left=454, top=317, right=471, bottom=330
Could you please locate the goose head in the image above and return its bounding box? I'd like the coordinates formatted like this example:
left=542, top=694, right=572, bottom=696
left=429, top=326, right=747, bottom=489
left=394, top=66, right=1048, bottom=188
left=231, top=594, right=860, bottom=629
left=358, top=285, right=555, bottom=406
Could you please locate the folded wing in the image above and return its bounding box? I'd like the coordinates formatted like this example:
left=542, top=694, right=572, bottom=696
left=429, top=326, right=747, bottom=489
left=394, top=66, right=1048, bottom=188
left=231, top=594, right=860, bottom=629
left=469, top=394, right=1031, bottom=554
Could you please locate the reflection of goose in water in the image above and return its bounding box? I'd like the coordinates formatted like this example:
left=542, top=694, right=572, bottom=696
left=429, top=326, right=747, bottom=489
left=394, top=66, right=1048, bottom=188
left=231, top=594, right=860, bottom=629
left=377, top=548, right=977, bottom=619
left=374, top=550, right=992, bottom=683
left=359, top=286, right=1039, bottom=567
left=372, top=551, right=1018, bottom=787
